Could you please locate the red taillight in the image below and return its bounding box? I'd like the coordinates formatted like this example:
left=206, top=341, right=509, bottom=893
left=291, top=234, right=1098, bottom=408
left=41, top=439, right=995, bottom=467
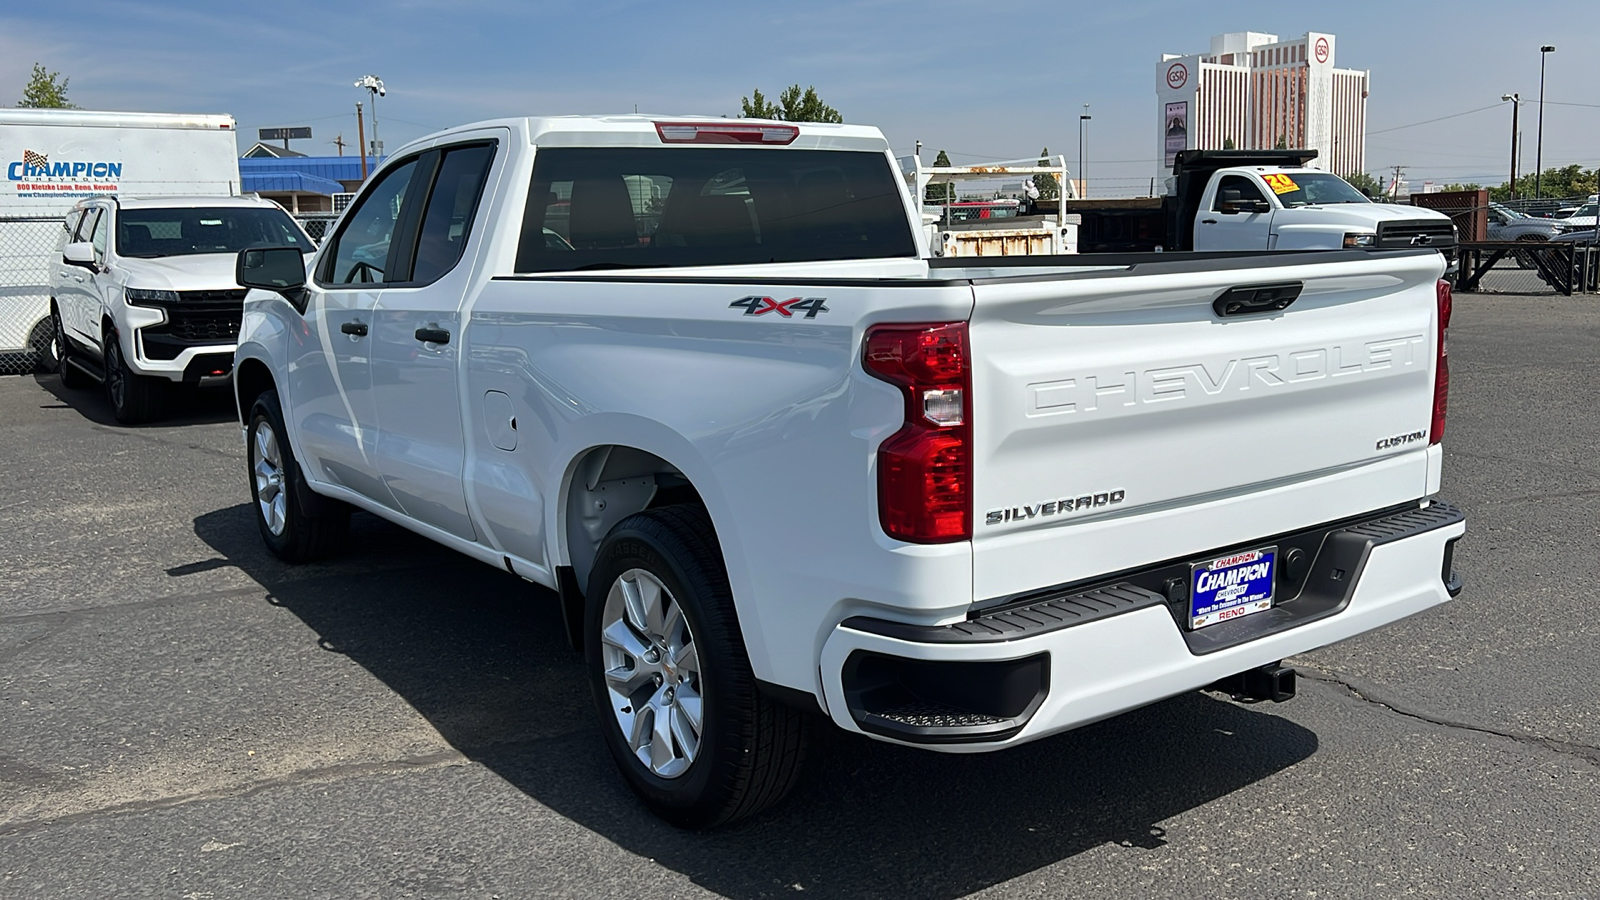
left=1430, top=279, right=1452, bottom=444
left=863, top=322, right=971, bottom=542
left=653, top=122, right=799, bottom=144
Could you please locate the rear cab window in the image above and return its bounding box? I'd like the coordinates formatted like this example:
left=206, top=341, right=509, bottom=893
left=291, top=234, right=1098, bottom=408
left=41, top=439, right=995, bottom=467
left=514, top=147, right=916, bottom=272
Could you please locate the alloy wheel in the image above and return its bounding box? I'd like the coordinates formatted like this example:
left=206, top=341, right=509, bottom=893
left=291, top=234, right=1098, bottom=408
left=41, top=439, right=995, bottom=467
left=252, top=421, right=288, bottom=537
left=600, top=568, right=704, bottom=778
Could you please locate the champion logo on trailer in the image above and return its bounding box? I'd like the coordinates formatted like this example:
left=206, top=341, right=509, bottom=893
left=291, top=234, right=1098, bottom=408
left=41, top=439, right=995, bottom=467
left=7, top=150, right=125, bottom=182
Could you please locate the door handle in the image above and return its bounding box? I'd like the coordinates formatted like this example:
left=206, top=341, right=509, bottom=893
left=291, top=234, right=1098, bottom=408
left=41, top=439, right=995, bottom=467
left=1201, top=219, right=1218, bottom=225
left=340, top=321, right=368, bottom=336
left=414, top=327, right=450, bottom=345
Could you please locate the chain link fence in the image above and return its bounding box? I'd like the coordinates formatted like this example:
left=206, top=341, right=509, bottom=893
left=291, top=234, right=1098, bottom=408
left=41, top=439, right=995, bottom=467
left=0, top=215, right=67, bottom=375
left=1411, top=191, right=1598, bottom=295
left=291, top=214, right=338, bottom=244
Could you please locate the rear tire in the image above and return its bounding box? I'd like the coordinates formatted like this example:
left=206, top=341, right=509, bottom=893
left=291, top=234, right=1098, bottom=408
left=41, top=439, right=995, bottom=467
left=103, top=329, right=163, bottom=424
left=247, top=389, right=350, bottom=563
left=53, top=309, right=90, bottom=390
left=585, top=505, right=807, bottom=828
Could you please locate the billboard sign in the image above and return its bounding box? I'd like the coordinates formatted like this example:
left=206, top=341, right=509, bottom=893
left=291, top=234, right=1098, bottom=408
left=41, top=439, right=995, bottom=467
left=1164, top=102, right=1188, bottom=170
left=258, top=127, right=312, bottom=142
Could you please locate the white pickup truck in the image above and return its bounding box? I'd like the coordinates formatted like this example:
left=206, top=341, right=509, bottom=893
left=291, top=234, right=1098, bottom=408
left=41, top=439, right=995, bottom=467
left=1072, top=150, right=1458, bottom=257
left=233, top=115, right=1466, bottom=828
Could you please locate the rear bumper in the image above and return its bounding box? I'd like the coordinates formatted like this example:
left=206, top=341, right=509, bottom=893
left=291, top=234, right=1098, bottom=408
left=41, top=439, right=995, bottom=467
left=819, top=501, right=1464, bottom=751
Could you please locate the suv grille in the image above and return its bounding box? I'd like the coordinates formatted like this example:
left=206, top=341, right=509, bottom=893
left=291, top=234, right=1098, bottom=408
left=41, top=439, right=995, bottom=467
left=135, top=289, right=247, bottom=360
left=1376, top=220, right=1456, bottom=250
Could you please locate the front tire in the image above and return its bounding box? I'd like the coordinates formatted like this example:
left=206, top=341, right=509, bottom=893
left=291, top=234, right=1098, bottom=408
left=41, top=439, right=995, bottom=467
left=586, top=505, right=807, bottom=828
left=103, top=329, right=162, bottom=424
left=247, top=389, right=350, bottom=563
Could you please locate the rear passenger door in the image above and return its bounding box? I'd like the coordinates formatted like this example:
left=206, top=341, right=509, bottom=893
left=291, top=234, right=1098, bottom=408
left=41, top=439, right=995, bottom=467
left=368, top=135, right=503, bottom=541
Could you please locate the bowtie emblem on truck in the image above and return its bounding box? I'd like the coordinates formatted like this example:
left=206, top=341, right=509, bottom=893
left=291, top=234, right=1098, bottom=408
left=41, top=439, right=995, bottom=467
left=729, top=295, right=830, bottom=318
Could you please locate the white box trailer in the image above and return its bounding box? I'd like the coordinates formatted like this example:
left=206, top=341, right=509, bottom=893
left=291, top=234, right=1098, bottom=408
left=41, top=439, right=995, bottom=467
left=0, top=109, right=240, bottom=366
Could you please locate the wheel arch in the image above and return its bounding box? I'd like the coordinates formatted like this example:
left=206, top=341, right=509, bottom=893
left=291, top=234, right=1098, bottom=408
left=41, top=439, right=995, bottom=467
left=234, top=356, right=277, bottom=428
left=560, top=443, right=709, bottom=595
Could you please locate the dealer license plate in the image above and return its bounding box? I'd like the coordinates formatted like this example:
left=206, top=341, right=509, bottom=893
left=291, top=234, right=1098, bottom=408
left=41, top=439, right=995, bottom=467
left=1188, top=546, right=1277, bottom=630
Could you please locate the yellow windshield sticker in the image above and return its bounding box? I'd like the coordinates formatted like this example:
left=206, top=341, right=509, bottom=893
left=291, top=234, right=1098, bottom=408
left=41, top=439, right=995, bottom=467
left=1263, top=173, right=1299, bottom=194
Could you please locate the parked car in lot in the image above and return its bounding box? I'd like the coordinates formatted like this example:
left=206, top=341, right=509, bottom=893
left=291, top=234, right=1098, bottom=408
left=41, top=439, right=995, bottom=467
left=232, top=115, right=1466, bottom=827
left=1556, top=202, right=1598, bottom=234
left=50, top=195, right=313, bottom=423
left=1, top=108, right=241, bottom=368
left=1486, top=202, right=1562, bottom=241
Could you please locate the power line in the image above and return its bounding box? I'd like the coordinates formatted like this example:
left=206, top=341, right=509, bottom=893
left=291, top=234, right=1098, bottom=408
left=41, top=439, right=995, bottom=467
left=1368, top=103, right=1502, bottom=135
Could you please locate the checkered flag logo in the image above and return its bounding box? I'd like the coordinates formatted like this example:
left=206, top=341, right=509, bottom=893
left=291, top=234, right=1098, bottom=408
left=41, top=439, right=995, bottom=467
left=22, top=149, right=48, bottom=171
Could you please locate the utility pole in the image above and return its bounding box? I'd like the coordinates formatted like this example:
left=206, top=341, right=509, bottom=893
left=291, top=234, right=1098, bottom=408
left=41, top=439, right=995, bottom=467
left=1389, top=165, right=1406, bottom=201
left=356, top=101, right=368, bottom=180
left=1502, top=94, right=1519, bottom=199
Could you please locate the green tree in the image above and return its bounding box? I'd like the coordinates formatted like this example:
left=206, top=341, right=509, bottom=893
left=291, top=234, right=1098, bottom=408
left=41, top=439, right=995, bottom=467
left=17, top=63, right=76, bottom=109
left=1032, top=147, right=1060, bottom=200
left=1223, top=137, right=1236, bottom=150
left=1343, top=171, right=1381, bottom=196
left=933, top=149, right=951, bottom=167
left=739, top=84, right=842, bottom=123
left=1274, top=134, right=1288, bottom=150
left=1482, top=166, right=1597, bottom=202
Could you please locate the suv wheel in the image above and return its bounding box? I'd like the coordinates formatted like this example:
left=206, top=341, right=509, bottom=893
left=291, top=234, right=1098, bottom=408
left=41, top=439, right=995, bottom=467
left=586, top=505, right=808, bottom=828
left=103, top=330, right=162, bottom=424
left=53, top=308, right=90, bottom=390
left=247, top=389, right=350, bottom=563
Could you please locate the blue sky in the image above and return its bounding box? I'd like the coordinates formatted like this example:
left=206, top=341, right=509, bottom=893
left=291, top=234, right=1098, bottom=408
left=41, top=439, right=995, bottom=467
left=4, top=0, right=1597, bottom=195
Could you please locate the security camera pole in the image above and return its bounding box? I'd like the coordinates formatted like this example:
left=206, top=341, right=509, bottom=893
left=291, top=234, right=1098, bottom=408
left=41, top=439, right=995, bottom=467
left=355, top=74, right=386, bottom=163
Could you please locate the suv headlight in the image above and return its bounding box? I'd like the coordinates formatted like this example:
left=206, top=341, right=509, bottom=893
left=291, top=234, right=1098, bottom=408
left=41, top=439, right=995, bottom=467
left=125, top=288, right=180, bottom=305
left=1342, top=232, right=1377, bottom=248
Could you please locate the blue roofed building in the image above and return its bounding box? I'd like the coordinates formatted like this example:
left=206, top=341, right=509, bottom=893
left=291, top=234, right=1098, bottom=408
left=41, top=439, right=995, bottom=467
left=239, top=155, right=381, bottom=213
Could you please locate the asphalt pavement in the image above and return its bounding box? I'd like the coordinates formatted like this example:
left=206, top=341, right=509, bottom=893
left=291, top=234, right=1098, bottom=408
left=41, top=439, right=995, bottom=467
left=2, top=293, right=1597, bottom=899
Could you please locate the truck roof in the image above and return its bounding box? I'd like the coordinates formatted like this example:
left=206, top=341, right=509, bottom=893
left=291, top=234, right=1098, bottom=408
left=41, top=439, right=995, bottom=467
left=398, top=115, right=892, bottom=157
left=0, top=109, right=236, bottom=131
left=79, top=195, right=279, bottom=210
left=1173, top=148, right=1318, bottom=175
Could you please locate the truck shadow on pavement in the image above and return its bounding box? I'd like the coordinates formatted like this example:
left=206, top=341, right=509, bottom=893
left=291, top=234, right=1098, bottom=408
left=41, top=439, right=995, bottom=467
left=194, top=503, right=1319, bottom=900
left=32, top=371, right=237, bottom=428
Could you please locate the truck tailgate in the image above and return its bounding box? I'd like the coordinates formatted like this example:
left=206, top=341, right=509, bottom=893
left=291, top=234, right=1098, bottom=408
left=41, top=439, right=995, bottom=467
left=966, top=251, right=1445, bottom=601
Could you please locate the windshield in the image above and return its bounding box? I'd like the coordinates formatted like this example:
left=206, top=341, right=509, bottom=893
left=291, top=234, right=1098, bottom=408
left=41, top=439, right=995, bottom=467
left=116, top=207, right=312, bottom=258
left=1266, top=173, right=1371, bottom=208
left=1490, top=203, right=1525, bottom=219
left=1572, top=204, right=1598, bottom=219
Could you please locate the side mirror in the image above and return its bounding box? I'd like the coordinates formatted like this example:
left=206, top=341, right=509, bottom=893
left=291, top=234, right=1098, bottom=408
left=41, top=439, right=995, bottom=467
left=237, top=246, right=308, bottom=312
left=1218, top=188, right=1243, bottom=213
left=63, top=242, right=96, bottom=268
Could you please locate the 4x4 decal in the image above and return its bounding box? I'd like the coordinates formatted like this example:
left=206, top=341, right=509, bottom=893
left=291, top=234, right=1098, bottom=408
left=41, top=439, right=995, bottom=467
left=729, top=295, right=830, bottom=319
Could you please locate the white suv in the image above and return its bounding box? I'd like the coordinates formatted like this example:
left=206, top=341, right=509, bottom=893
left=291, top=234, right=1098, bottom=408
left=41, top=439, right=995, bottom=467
left=50, top=195, right=313, bottom=423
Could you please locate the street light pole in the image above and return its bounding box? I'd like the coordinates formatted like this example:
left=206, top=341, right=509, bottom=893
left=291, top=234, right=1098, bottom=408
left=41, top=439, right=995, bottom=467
left=354, top=75, right=386, bottom=163
left=1501, top=93, right=1519, bottom=200
left=1078, top=104, right=1091, bottom=199
left=1535, top=45, right=1554, bottom=198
